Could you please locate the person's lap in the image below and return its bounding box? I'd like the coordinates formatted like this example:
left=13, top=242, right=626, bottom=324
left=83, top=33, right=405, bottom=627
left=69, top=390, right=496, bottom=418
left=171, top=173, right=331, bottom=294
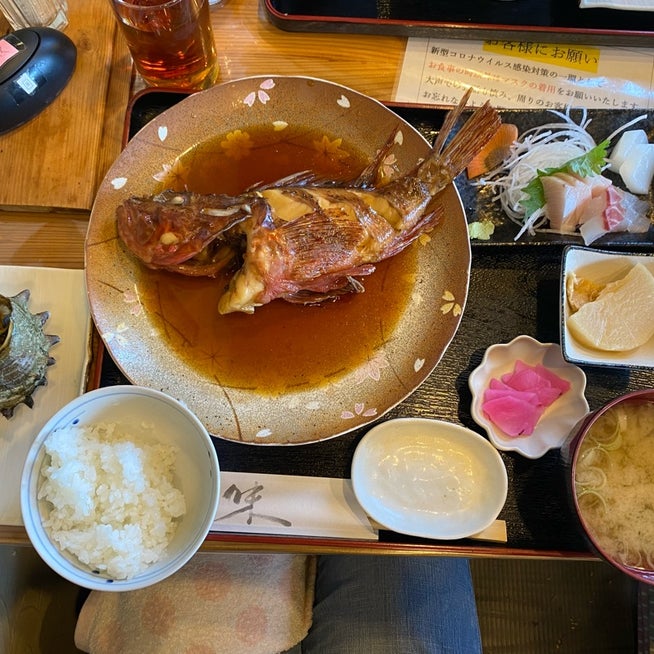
left=286, top=555, right=482, bottom=654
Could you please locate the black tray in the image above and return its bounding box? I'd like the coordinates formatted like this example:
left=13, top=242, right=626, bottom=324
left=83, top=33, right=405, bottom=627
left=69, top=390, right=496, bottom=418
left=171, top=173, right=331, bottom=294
left=263, top=0, right=654, bottom=46
left=103, top=89, right=654, bottom=556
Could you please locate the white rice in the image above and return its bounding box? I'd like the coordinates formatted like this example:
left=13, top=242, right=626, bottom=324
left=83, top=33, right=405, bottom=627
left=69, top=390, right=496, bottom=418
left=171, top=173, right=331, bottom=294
left=38, top=422, right=187, bottom=580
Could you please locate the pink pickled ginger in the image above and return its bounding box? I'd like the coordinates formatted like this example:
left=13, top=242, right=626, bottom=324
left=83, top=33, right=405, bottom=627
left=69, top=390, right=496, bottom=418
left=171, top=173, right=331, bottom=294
left=482, top=360, right=570, bottom=437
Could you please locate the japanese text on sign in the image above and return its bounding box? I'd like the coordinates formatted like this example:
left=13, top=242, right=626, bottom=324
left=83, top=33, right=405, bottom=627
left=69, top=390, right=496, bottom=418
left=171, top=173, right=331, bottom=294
left=396, top=38, right=654, bottom=109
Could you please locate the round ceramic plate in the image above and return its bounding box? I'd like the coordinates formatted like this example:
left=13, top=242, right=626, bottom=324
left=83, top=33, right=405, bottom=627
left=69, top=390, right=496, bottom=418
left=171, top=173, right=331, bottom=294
left=469, top=335, right=589, bottom=459
left=86, top=75, right=471, bottom=445
left=351, top=418, right=508, bottom=540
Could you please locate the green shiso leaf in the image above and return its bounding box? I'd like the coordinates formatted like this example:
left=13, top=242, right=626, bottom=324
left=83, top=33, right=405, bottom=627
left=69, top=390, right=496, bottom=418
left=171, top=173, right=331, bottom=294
left=519, top=139, right=610, bottom=216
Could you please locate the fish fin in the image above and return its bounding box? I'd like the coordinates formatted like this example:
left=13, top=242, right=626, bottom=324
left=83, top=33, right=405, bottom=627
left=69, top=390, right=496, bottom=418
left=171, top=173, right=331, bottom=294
left=275, top=209, right=371, bottom=271
left=254, top=126, right=403, bottom=192
left=376, top=203, right=445, bottom=260
left=247, top=171, right=328, bottom=191
left=354, top=126, right=402, bottom=188
left=282, top=274, right=370, bottom=305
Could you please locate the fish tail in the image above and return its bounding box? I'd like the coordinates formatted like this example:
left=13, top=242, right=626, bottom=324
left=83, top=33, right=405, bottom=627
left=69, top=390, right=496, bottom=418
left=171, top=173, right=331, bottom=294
left=418, top=89, right=501, bottom=193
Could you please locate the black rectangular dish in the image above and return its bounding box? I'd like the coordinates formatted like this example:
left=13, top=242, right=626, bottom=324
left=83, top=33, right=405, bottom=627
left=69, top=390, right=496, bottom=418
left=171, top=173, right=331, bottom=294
left=263, top=0, right=654, bottom=47
left=102, top=89, right=654, bottom=557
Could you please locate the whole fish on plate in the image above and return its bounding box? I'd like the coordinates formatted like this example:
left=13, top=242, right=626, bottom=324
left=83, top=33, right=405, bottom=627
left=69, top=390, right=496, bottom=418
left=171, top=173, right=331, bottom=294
left=117, top=89, right=501, bottom=314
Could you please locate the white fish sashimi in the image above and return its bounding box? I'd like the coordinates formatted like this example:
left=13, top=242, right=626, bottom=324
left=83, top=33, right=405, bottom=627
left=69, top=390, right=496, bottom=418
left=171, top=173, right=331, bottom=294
left=579, top=185, right=650, bottom=245
left=607, top=129, right=648, bottom=173
left=619, top=143, right=654, bottom=195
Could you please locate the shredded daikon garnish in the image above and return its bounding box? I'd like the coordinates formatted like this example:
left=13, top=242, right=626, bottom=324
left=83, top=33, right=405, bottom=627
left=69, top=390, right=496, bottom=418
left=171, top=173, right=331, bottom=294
left=477, top=108, right=598, bottom=239
left=477, top=108, right=649, bottom=241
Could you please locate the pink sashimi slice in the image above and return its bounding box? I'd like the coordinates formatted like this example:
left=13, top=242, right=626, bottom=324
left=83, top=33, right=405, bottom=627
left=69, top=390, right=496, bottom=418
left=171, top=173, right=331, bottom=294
left=604, top=185, right=625, bottom=231
left=482, top=395, right=545, bottom=437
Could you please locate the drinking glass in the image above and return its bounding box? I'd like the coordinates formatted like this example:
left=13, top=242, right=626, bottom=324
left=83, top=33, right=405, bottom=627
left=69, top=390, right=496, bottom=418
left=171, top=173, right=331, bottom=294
left=108, top=0, right=218, bottom=90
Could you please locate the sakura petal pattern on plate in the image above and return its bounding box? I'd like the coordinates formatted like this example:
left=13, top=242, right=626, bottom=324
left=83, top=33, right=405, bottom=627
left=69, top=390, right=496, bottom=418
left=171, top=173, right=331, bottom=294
left=111, top=177, right=127, bottom=190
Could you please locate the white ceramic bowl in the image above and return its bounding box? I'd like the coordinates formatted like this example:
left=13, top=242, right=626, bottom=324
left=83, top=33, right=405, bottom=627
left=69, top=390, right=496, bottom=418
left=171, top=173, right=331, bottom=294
left=561, top=245, right=654, bottom=370
left=469, top=335, right=589, bottom=459
left=20, top=385, right=220, bottom=591
left=351, top=418, right=507, bottom=540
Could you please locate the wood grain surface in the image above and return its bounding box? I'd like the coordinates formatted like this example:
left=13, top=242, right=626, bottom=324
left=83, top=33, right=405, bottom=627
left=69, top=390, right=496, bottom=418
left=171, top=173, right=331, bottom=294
left=0, top=0, right=122, bottom=211
left=210, top=0, right=406, bottom=101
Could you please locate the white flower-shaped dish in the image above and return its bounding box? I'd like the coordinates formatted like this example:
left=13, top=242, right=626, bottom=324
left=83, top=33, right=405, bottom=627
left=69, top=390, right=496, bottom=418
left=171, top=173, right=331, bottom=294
left=469, top=335, right=589, bottom=459
left=561, top=246, right=654, bottom=370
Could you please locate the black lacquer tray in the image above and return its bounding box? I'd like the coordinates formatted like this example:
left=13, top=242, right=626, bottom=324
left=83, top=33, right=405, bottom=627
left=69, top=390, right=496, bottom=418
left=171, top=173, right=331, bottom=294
left=263, top=0, right=654, bottom=47
left=100, top=89, right=654, bottom=556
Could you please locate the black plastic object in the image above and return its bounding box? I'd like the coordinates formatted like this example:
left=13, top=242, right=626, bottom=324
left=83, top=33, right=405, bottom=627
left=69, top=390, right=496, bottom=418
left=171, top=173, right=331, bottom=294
left=0, top=27, right=76, bottom=135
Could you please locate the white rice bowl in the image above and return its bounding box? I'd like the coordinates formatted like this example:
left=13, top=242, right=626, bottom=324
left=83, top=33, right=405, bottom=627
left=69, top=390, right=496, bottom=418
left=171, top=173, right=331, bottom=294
left=21, top=386, right=220, bottom=591
left=39, top=422, right=187, bottom=579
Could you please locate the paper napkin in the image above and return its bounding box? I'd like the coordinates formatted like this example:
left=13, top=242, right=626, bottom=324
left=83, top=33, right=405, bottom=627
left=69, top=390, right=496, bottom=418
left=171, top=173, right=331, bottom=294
left=211, top=471, right=378, bottom=540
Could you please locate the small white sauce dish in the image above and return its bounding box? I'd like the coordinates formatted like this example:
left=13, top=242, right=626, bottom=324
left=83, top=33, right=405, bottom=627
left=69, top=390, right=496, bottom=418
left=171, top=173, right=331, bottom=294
left=351, top=418, right=507, bottom=540
left=561, top=245, right=654, bottom=370
left=469, top=335, right=589, bottom=459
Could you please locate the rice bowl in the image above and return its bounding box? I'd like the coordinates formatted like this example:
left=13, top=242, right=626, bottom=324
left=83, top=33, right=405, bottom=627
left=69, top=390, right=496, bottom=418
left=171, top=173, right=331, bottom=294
left=39, top=422, right=187, bottom=579
left=21, top=385, right=220, bottom=591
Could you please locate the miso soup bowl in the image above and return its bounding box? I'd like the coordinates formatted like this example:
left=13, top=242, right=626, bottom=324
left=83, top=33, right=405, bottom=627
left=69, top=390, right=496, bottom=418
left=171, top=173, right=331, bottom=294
left=562, top=388, right=654, bottom=585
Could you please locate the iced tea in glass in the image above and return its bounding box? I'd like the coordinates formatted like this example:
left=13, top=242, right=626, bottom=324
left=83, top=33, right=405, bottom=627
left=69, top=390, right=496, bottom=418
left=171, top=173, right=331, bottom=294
left=109, top=0, right=218, bottom=90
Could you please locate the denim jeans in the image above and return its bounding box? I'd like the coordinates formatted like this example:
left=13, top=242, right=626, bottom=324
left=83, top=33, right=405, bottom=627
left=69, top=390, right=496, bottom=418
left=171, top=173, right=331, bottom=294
left=285, top=555, right=482, bottom=654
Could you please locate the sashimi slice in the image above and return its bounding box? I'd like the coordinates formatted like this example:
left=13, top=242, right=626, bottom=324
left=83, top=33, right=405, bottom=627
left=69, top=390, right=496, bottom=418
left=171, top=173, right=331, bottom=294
left=466, top=123, right=519, bottom=178
left=604, top=185, right=626, bottom=231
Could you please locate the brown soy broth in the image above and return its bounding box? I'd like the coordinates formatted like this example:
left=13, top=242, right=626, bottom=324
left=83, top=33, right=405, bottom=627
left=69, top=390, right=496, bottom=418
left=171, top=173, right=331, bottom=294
left=175, top=125, right=368, bottom=195
left=138, top=125, right=417, bottom=394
